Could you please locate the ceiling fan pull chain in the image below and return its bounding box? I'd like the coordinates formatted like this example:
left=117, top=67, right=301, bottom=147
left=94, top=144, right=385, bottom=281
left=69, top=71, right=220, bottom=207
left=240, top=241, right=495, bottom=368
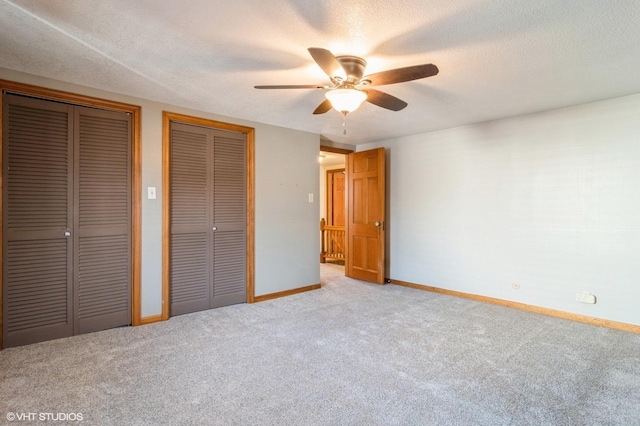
left=342, top=112, right=347, bottom=135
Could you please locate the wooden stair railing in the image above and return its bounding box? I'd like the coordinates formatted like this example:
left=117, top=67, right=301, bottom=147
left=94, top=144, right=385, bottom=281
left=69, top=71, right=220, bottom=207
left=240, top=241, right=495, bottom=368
left=320, top=218, right=345, bottom=263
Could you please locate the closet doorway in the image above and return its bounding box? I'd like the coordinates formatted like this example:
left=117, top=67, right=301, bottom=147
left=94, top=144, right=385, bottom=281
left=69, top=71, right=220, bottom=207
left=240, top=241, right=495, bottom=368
left=1, top=84, right=141, bottom=349
left=162, top=112, right=255, bottom=319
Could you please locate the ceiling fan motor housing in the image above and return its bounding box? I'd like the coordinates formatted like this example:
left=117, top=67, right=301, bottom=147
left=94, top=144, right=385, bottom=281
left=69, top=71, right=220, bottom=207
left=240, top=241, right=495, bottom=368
left=336, top=55, right=367, bottom=85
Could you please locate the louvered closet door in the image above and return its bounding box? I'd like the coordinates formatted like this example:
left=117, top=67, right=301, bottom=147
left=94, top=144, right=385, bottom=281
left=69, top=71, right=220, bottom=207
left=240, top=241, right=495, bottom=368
left=211, top=130, right=246, bottom=307
left=74, top=106, right=131, bottom=334
left=169, top=123, right=246, bottom=316
left=170, top=123, right=211, bottom=315
left=2, top=94, right=74, bottom=347
left=3, top=94, right=132, bottom=348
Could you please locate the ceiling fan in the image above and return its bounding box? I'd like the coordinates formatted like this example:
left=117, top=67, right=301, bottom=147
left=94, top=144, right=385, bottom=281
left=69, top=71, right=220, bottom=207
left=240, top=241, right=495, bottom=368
left=255, top=47, right=439, bottom=115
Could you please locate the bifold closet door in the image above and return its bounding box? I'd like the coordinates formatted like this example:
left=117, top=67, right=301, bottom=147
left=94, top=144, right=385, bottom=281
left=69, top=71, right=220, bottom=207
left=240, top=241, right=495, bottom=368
left=170, top=122, right=246, bottom=316
left=2, top=94, right=131, bottom=348
left=210, top=130, right=246, bottom=308
left=169, top=123, right=211, bottom=315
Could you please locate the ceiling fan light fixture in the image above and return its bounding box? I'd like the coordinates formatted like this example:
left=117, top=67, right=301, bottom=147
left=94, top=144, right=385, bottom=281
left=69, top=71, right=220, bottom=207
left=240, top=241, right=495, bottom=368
left=325, top=88, right=367, bottom=114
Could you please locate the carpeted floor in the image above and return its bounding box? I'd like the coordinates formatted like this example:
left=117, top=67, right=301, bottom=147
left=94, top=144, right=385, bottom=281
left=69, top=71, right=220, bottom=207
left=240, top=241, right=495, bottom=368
left=1, top=263, right=639, bottom=425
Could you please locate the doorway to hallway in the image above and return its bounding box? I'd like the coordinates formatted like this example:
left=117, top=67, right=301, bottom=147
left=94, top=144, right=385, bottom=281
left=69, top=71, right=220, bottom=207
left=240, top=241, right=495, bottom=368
left=319, top=145, right=388, bottom=285
left=320, top=150, right=346, bottom=267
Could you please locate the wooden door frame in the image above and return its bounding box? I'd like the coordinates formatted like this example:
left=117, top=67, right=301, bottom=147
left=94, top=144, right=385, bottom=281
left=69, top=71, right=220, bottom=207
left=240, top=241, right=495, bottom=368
left=0, top=79, right=142, bottom=349
left=320, top=145, right=353, bottom=155
left=162, top=111, right=255, bottom=320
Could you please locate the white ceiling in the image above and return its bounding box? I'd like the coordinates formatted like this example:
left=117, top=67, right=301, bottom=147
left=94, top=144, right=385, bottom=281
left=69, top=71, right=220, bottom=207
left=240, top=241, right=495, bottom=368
left=2, top=0, right=640, bottom=145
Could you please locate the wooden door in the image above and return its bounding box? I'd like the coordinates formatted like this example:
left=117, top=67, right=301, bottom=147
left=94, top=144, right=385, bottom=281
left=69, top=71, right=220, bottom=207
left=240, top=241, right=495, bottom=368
left=346, top=148, right=385, bottom=284
left=327, top=169, right=345, bottom=227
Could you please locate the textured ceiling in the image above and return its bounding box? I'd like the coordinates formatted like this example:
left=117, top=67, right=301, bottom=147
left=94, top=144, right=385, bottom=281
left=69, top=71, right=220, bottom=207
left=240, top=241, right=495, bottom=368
left=1, top=0, right=640, bottom=144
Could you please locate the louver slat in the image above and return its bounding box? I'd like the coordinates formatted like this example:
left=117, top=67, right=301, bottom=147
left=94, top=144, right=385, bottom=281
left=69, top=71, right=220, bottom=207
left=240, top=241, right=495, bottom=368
left=77, top=236, right=129, bottom=320
left=3, top=95, right=73, bottom=347
left=171, top=129, right=208, bottom=230
left=6, top=103, right=70, bottom=231
left=6, top=240, right=69, bottom=332
left=212, top=231, right=246, bottom=306
left=76, top=108, right=131, bottom=334
left=170, top=234, right=209, bottom=315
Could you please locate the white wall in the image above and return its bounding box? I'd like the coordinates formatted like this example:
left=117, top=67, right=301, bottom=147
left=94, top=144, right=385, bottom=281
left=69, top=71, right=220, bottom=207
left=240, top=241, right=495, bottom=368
left=0, top=67, right=320, bottom=315
left=360, top=94, right=640, bottom=326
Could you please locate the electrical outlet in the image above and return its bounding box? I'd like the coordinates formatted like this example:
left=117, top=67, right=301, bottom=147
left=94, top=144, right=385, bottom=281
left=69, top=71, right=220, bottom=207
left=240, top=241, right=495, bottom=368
left=576, top=292, right=597, bottom=304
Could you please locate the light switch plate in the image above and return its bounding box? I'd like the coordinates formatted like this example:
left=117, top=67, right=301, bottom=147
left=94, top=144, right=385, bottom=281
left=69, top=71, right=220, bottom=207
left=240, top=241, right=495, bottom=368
left=148, top=187, right=156, bottom=199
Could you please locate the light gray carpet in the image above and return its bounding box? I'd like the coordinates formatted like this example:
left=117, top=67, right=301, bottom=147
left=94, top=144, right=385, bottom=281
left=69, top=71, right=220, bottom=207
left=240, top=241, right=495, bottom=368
left=1, top=263, right=639, bottom=425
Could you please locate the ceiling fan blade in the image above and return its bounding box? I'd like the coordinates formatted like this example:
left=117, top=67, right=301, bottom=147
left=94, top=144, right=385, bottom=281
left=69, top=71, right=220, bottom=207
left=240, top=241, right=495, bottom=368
left=308, top=48, right=347, bottom=82
left=362, top=64, right=439, bottom=86
left=254, top=84, right=326, bottom=89
left=313, top=99, right=332, bottom=115
left=364, top=89, right=408, bottom=111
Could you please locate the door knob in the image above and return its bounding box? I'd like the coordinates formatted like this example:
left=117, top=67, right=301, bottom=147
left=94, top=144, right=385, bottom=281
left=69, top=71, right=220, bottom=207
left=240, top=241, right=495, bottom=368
left=375, top=221, right=381, bottom=227
left=212, top=227, right=217, bottom=231
left=64, top=231, right=71, bottom=237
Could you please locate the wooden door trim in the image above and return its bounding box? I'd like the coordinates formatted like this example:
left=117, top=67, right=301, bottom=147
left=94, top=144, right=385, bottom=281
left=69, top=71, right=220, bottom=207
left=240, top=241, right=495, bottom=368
left=320, top=145, right=353, bottom=155
left=0, top=79, right=142, bottom=349
left=162, top=111, right=255, bottom=321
